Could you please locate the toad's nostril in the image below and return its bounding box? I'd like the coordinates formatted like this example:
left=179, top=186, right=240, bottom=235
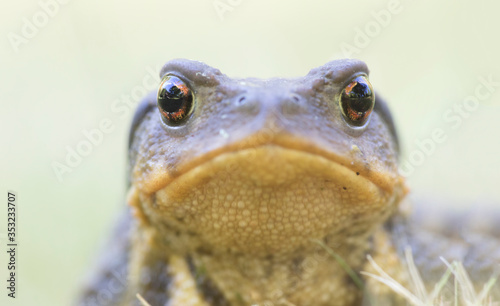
left=280, top=94, right=306, bottom=116
left=234, top=94, right=260, bottom=115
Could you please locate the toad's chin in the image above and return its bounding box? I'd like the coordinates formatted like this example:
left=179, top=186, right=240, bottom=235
left=131, top=145, right=405, bottom=256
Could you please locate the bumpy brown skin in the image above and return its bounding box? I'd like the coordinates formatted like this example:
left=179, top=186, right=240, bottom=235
left=78, top=60, right=499, bottom=306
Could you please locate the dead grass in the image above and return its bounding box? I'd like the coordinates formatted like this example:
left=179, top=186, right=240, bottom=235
left=362, top=247, right=499, bottom=306
left=136, top=293, right=152, bottom=306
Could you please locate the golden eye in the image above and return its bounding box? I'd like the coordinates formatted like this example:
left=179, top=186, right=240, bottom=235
left=157, top=75, right=194, bottom=125
left=339, top=76, right=375, bottom=127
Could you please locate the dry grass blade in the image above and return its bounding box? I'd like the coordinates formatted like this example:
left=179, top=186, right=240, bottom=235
left=136, top=293, right=152, bottom=306
left=441, top=258, right=499, bottom=306
left=405, top=247, right=428, bottom=301
left=362, top=250, right=452, bottom=306
left=361, top=255, right=424, bottom=306
left=476, top=276, right=497, bottom=305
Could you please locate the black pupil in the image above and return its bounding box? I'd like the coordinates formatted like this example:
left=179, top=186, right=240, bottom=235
left=346, top=81, right=372, bottom=112
left=158, top=84, right=185, bottom=112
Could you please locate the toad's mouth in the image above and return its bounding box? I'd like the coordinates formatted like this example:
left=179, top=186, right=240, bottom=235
left=131, top=133, right=404, bottom=198
left=156, top=145, right=388, bottom=202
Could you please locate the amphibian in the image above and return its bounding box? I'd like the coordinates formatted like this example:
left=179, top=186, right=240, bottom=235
left=78, top=59, right=500, bottom=306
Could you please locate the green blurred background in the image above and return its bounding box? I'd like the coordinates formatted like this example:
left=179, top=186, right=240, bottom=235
left=1, top=0, right=499, bottom=305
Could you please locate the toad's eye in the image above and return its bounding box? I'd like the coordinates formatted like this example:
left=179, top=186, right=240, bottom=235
left=157, top=75, right=194, bottom=125
left=339, top=76, right=375, bottom=127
